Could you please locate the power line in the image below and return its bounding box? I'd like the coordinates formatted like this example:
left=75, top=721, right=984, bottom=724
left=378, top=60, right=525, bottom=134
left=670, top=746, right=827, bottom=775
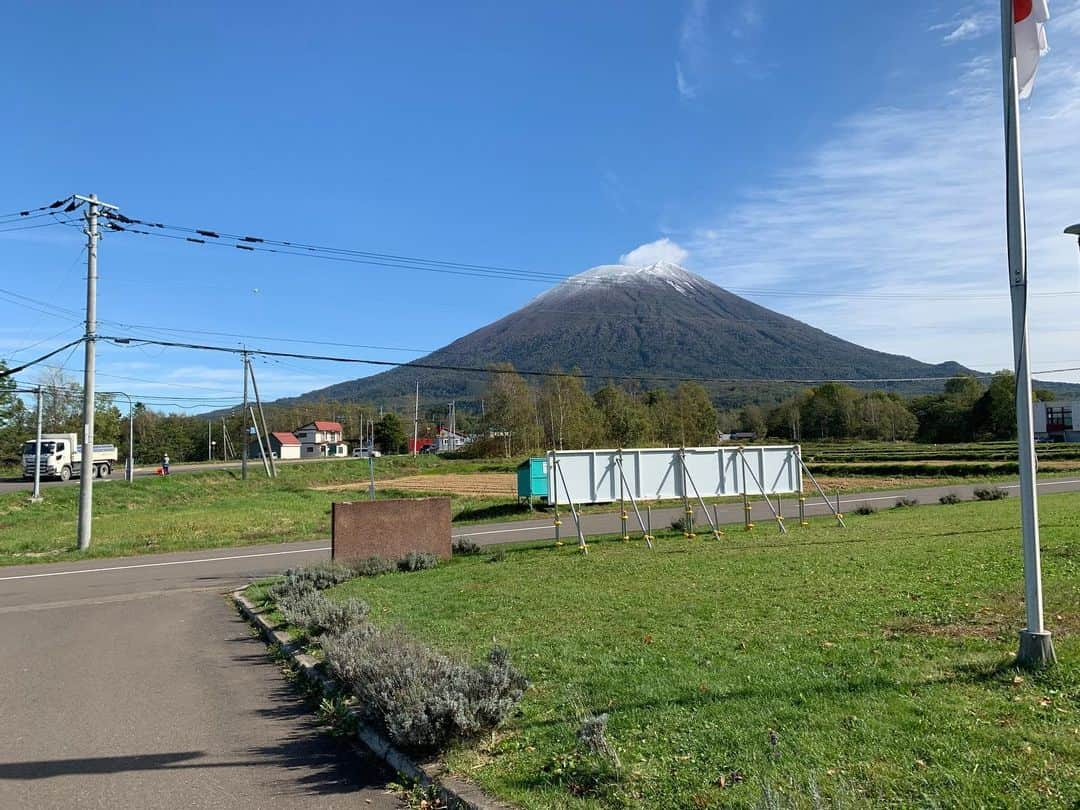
left=0, top=196, right=76, bottom=222
left=98, top=207, right=1080, bottom=303
left=99, top=333, right=1034, bottom=386
left=0, top=338, right=85, bottom=379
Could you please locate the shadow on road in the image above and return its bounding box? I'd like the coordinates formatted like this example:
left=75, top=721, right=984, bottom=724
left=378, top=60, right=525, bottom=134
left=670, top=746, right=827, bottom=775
left=0, top=751, right=207, bottom=779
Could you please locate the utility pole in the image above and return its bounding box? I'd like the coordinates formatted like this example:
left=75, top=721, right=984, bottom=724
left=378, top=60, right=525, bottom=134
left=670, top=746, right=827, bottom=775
left=241, top=351, right=249, bottom=480
left=413, top=380, right=419, bottom=456
left=248, top=358, right=276, bottom=477
left=75, top=193, right=117, bottom=551
left=30, top=386, right=43, bottom=503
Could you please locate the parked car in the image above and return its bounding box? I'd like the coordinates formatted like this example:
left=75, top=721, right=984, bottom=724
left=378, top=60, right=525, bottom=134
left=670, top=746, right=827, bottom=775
left=352, top=448, right=382, bottom=458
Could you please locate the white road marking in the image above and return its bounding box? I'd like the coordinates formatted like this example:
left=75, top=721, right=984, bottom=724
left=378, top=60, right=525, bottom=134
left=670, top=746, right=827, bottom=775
left=452, top=525, right=548, bottom=538
left=0, top=546, right=332, bottom=582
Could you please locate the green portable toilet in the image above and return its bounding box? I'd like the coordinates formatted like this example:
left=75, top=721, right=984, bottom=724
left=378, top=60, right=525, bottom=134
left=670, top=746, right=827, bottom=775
left=516, top=457, right=549, bottom=506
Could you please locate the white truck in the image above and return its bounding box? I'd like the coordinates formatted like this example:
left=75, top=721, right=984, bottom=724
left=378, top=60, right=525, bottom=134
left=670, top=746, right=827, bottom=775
left=22, top=433, right=119, bottom=482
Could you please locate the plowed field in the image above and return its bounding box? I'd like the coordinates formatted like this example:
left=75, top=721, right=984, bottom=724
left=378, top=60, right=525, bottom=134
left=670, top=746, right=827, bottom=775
left=315, top=473, right=516, bottom=497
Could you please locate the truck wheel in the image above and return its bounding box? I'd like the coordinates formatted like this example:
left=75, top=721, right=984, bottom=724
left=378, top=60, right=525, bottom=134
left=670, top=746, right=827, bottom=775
left=98, top=463, right=111, bottom=478
left=60, top=466, right=71, bottom=482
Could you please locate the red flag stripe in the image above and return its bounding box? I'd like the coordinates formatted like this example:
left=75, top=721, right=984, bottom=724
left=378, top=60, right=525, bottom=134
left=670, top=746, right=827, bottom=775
left=1015, top=0, right=1033, bottom=23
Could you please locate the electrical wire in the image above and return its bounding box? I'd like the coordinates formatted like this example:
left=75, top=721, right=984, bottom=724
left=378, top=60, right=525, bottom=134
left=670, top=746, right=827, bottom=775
left=0, top=197, right=75, bottom=222
left=100, top=207, right=1080, bottom=303
left=98, top=333, right=1030, bottom=386
left=0, top=338, right=85, bottom=379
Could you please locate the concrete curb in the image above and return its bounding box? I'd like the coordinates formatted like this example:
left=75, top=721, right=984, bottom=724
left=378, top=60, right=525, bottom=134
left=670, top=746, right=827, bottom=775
left=233, top=589, right=516, bottom=810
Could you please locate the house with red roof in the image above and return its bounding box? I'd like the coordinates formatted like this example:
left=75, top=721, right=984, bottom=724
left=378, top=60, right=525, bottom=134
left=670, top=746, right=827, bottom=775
left=248, top=431, right=302, bottom=461
left=294, top=421, right=348, bottom=458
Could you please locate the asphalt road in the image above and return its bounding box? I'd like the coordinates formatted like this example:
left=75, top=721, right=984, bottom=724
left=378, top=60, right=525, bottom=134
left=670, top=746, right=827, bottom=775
left=0, top=541, right=400, bottom=810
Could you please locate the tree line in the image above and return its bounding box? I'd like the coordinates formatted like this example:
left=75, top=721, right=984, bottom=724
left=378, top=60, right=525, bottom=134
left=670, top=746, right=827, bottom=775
left=0, top=359, right=1056, bottom=468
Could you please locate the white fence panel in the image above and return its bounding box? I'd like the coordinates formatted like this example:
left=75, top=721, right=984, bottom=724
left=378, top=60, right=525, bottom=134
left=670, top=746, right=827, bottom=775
left=548, top=446, right=801, bottom=505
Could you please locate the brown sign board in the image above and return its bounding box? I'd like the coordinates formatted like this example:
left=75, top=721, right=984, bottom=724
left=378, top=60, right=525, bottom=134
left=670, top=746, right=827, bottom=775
left=331, top=497, right=452, bottom=562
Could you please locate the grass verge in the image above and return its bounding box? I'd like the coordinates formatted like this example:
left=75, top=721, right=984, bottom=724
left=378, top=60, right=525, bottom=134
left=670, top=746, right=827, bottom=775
left=324, top=494, right=1080, bottom=809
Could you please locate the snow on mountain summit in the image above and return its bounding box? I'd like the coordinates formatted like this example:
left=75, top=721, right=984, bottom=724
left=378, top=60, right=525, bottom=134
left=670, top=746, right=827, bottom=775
left=537, top=260, right=710, bottom=302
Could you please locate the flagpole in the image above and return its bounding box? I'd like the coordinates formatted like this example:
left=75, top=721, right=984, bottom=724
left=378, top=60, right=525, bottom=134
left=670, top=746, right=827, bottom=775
left=1000, top=0, right=1054, bottom=668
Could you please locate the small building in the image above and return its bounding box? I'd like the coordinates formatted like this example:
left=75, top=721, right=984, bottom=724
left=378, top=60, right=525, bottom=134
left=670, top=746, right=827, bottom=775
left=408, top=437, right=436, bottom=454
left=516, top=457, right=549, bottom=505
left=247, top=431, right=302, bottom=460
left=295, top=421, right=349, bottom=457
left=435, top=427, right=469, bottom=454
left=1034, top=401, right=1080, bottom=442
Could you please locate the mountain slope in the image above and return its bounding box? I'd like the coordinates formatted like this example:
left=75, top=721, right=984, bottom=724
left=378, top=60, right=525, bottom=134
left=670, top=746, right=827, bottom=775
left=277, top=262, right=977, bottom=409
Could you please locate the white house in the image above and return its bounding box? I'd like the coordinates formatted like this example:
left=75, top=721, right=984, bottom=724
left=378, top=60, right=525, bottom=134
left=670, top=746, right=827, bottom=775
left=294, top=421, right=349, bottom=457
left=435, top=427, right=470, bottom=453
left=1034, top=401, right=1080, bottom=442
left=247, top=431, right=302, bottom=460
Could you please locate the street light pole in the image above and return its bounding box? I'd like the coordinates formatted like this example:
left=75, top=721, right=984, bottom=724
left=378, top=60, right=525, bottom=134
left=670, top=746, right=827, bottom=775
left=120, top=392, right=134, bottom=483
left=31, top=386, right=43, bottom=503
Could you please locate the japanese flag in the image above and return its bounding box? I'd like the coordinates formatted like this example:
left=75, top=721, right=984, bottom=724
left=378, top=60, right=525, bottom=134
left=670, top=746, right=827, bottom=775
left=1015, top=0, right=1050, bottom=98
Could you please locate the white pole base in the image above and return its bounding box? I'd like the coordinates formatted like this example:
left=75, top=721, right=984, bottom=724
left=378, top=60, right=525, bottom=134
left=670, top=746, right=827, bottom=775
left=1017, top=630, right=1056, bottom=669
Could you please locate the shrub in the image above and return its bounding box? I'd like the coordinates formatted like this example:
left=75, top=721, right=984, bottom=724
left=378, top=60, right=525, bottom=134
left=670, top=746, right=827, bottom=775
left=279, top=591, right=369, bottom=636
left=894, top=497, right=918, bottom=508
left=322, top=627, right=528, bottom=752
left=487, top=549, right=508, bottom=564
left=974, top=486, right=1009, bottom=501
left=349, top=556, right=397, bottom=578
left=939, top=493, right=961, bottom=505
left=669, top=517, right=688, bottom=532
left=397, top=551, right=439, bottom=572
left=266, top=561, right=355, bottom=604
left=853, top=505, right=876, bottom=516
left=452, top=536, right=481, bottom=555
left=577, top=713, right=621, bottom=772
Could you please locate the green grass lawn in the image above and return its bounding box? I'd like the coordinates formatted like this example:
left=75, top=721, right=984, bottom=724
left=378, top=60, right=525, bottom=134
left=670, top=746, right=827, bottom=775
left=0, top=456, right=513, bottom=565
left=326, top=494, right=1080, bottom=809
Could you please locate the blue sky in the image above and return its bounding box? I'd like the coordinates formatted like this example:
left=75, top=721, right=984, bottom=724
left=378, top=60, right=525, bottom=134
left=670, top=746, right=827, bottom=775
left=3, top=1, right=1080, bottom=410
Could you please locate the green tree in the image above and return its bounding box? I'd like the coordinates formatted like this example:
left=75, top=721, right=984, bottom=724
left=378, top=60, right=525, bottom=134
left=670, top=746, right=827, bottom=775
left=538, top=369, right=599, bottom=450
left=485, top=364, right=540, bottom=454
left=374, top=412, right=407, bottom=454
left=738, top=404, right=768, bottom=439
left=672, top=383, right=718, bottom=446
left=970, top=371, right=1017, bottom=441
left=0, top=361, right=29, bottom=464
left=593, top=383, right=651, bottom=447
left=801, top=382, right=859, bottom=440
left=911, top=374, right=986, bottom=442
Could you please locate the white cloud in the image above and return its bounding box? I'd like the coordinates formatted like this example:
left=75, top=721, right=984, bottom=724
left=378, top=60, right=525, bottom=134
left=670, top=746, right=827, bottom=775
left=682, top=1, right=1080, bottom=380
left=938, top=13, right=996, bottom=43
left=676, top=0, right=709, bottom=100
left=676, top=0, right=767, bottom=97
left=619, top=238, right=690, bottom=267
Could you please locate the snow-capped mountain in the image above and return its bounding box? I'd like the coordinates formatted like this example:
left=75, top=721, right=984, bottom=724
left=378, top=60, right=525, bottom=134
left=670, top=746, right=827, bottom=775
left=280, top=262, right=972, bottom=408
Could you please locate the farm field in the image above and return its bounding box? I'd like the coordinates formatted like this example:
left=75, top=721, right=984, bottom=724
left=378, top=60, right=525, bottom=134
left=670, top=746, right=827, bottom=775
left=324, top=493, right=1080, bottom=809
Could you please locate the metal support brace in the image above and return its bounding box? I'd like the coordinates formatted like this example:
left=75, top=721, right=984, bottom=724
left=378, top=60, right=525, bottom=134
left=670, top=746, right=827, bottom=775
left=614, top=455, right=654, bottom=548
left=552, top=453, right=561, bottom=548
left=679, top=448, right=695, bottom=538
left=794, top=449, right=845, bottom=527
left=683, top=455, right=724, bottom=540
left=554, top=459, right=588, bottom=553
left=618, top=450, right=628, bottom=541
left=738, top=449, right=787, bottom=534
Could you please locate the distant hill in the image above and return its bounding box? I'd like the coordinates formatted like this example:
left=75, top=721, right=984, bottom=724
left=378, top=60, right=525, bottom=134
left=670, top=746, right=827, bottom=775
left=272, top=262, right=1002, bottom=411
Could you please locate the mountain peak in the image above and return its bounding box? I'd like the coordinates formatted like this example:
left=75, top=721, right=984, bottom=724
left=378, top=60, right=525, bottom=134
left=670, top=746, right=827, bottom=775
left=537, top=260, right=710, bottom=302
